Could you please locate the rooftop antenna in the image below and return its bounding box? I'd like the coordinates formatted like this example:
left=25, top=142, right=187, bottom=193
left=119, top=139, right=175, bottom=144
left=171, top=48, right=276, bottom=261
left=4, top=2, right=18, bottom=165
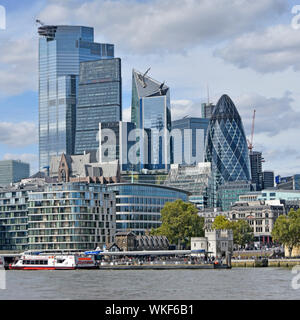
left=207, top=84, right=210, bottom=104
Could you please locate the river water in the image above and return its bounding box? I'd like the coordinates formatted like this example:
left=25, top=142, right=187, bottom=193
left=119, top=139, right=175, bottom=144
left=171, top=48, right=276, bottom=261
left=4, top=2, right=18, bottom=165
left=0, top=268, right=299, bottom=300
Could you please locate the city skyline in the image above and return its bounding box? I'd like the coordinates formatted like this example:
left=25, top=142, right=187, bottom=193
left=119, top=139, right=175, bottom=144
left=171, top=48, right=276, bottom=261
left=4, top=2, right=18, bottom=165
left=0, top=0, right=299, bottom=176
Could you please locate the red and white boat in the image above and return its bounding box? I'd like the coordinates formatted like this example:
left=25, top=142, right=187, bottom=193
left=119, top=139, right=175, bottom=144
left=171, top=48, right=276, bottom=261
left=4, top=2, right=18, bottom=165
left=9, top=254, right=98, bottom=270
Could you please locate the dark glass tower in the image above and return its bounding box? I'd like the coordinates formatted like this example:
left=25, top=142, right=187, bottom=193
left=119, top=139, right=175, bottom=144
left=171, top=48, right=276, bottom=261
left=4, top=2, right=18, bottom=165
left=38, top=25, right=114, bottom=171
left=75, top=58, right=122, bottom=155
left=171, top=117, right=209, bottom=165
left=131, top=69, right=171, bottom=170
left=205, top=94, right=251, bottom=205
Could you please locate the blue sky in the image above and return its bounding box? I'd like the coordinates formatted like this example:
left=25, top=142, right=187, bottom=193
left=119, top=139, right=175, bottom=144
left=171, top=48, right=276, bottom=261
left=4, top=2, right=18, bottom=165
left=0, top=0, right=300, bottom=175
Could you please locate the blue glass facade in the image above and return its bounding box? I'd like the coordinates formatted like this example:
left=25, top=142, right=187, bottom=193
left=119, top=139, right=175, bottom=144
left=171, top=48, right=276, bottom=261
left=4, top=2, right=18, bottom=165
left=205, top=95, right=251, bottom=205
left=75, top=59, right=122, bottom=155
left=131, top=70, right=172, bottom=171
left=99, top=121, right=136, bottom=171
left=171, top=117, right=209, bottom=165
left=0, top=160, right=30, bottom=186
left=107, top=183, right=189, bottom=235
left=38, top=25, right=114, bottom=170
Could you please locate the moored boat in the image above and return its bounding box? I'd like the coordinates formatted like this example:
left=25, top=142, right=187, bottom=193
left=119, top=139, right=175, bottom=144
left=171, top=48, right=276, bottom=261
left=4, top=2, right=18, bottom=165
left=9, top=253, right=98, bottom=270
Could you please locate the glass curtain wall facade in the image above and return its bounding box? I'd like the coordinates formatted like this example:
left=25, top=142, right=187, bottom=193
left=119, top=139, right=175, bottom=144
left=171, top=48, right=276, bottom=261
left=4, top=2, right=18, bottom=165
left=38, top=25, right=114, bottom=170
left=107, top=183, right=189, bottom=235
left=205, top=95, right=251, bottom=207
left=0, top=160, right=30, bottom=186
left=75, top=58, right=122, bottom=155
left=99, top=121, right=136, bottom=172
left=131, top=69, right=171, bottom=171
left=171, top=117, right=209, bottom=165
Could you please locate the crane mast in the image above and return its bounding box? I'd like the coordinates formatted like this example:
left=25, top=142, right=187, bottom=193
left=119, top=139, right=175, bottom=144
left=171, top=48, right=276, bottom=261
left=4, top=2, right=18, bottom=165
left=248, top=109, right=256, bottom=154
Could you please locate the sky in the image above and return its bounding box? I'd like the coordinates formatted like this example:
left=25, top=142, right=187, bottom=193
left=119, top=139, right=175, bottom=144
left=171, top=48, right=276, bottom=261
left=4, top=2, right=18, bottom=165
left=0, top=0, right=299, bottom=176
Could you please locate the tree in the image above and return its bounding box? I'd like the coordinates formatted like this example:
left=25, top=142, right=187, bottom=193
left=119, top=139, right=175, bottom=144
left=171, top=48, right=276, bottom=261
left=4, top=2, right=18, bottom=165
left=212, top=215, right=253, bottom=247
left=212, top=215, right=231, bottom=230
left=151, top=200, right=205, bottom=249
left=272, top=209, right=300, bottom=258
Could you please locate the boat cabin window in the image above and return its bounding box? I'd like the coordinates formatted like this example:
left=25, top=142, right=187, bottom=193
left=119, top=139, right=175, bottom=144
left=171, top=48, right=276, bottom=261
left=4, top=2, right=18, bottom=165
left=57, top=259, right=65, bottom=264
left=23, top=260, right=48, bottom=265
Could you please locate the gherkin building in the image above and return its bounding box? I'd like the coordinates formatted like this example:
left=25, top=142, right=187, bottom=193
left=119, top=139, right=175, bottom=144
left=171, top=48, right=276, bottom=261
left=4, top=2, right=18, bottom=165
left=205, top=94, right=251, bottom=191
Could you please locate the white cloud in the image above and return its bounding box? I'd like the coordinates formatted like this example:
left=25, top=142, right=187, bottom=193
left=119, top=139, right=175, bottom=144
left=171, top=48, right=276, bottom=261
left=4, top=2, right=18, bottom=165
left=39, top=0, right=287, bottom=54
left=171, top=100, right=203, bottom=121
left=215, top=25, right=300, bottom=73
left=0, top=122, right=38, bottom=147
left=235, top=92, right=300, bottom=136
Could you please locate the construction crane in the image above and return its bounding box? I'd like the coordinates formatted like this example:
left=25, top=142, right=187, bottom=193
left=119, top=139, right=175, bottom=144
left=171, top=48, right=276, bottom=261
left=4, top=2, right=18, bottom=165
left=247, top=109, right=256, bottom=154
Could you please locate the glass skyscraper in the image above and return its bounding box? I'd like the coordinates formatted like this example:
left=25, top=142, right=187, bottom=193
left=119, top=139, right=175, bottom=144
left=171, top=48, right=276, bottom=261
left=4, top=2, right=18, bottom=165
left=38, top=25, right=114, bottom=171
left=0, top=160, right=30, bottom=186
left=205, top=94, right=251, bottom=205
left=131, top=69, right=171, bottom=170
left=171, top=117, right=209, bottom=165
left=75, top=58, right=122, bottom=155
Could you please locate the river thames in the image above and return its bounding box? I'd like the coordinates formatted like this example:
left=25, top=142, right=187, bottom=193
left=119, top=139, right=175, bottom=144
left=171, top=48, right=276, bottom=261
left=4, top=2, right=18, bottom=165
left=0, top=268, right=299, bottom=300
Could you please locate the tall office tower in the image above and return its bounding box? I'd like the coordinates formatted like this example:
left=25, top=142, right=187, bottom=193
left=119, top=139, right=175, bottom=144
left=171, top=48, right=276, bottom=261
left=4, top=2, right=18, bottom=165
left=205, top=95, right=251, bottom=206
left=201, top=103, right=216, bottom=119
left=75, top=59, right=122, bottom=155
left=0, top=160, right=30, bottom=186
left=99, top=121, right=136, bottom=172
left=131, top=69, right=171, bottom=171
left=250, top=151, right=263, bottom=191
left=262, top=171, right=275, bottom=189
left=171, top=117, right=209, bottom=165
left=38, top=25, right=114, bottom=171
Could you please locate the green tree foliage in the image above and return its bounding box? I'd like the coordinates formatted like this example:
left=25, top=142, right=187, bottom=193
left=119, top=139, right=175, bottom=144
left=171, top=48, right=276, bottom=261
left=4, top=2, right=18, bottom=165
left=272, top=209, right=300, bottom=257
left=151, top=200, right=205, bottom=248
left=212, top=215, right=253, bottom=247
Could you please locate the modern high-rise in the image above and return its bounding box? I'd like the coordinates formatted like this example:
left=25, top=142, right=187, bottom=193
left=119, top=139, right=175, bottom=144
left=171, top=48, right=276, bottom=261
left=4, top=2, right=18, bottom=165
left=0, top=160, right=30, bottom=186
left=107, top=183, right=189, bottom=235
left=131, top=69, right=171, bottom=171
left=201, top=103, right=216, bottom=119
left=99, top=121, right=136, bottom=172
left=205, top=95, right=251, bottom=206
left=250, top=151, right=263, bottom=191
left=75, top=59, right=122, bottom=155
left=262, top=171, right=275, bottom=189
left=38, top=25, right=114, bottom=171
left=171, top=117, right=209, bottom=165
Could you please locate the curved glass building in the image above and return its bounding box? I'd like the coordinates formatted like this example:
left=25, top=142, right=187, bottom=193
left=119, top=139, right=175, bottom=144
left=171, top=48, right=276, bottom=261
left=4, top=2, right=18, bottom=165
left=205, top=95, right=251, bottom=191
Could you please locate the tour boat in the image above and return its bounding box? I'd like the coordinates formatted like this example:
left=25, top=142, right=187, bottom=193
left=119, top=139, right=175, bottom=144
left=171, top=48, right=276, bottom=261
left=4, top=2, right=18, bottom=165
left=9, top=254, right=98, bottom=270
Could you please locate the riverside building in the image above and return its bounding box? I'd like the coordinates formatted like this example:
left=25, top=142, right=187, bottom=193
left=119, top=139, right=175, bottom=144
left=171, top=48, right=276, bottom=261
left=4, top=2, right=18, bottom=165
left=0, top=180, right=45, bottom=251
left=107, top=183, right=189, bottom=235
left=28, top=182, right=116, bottom=252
